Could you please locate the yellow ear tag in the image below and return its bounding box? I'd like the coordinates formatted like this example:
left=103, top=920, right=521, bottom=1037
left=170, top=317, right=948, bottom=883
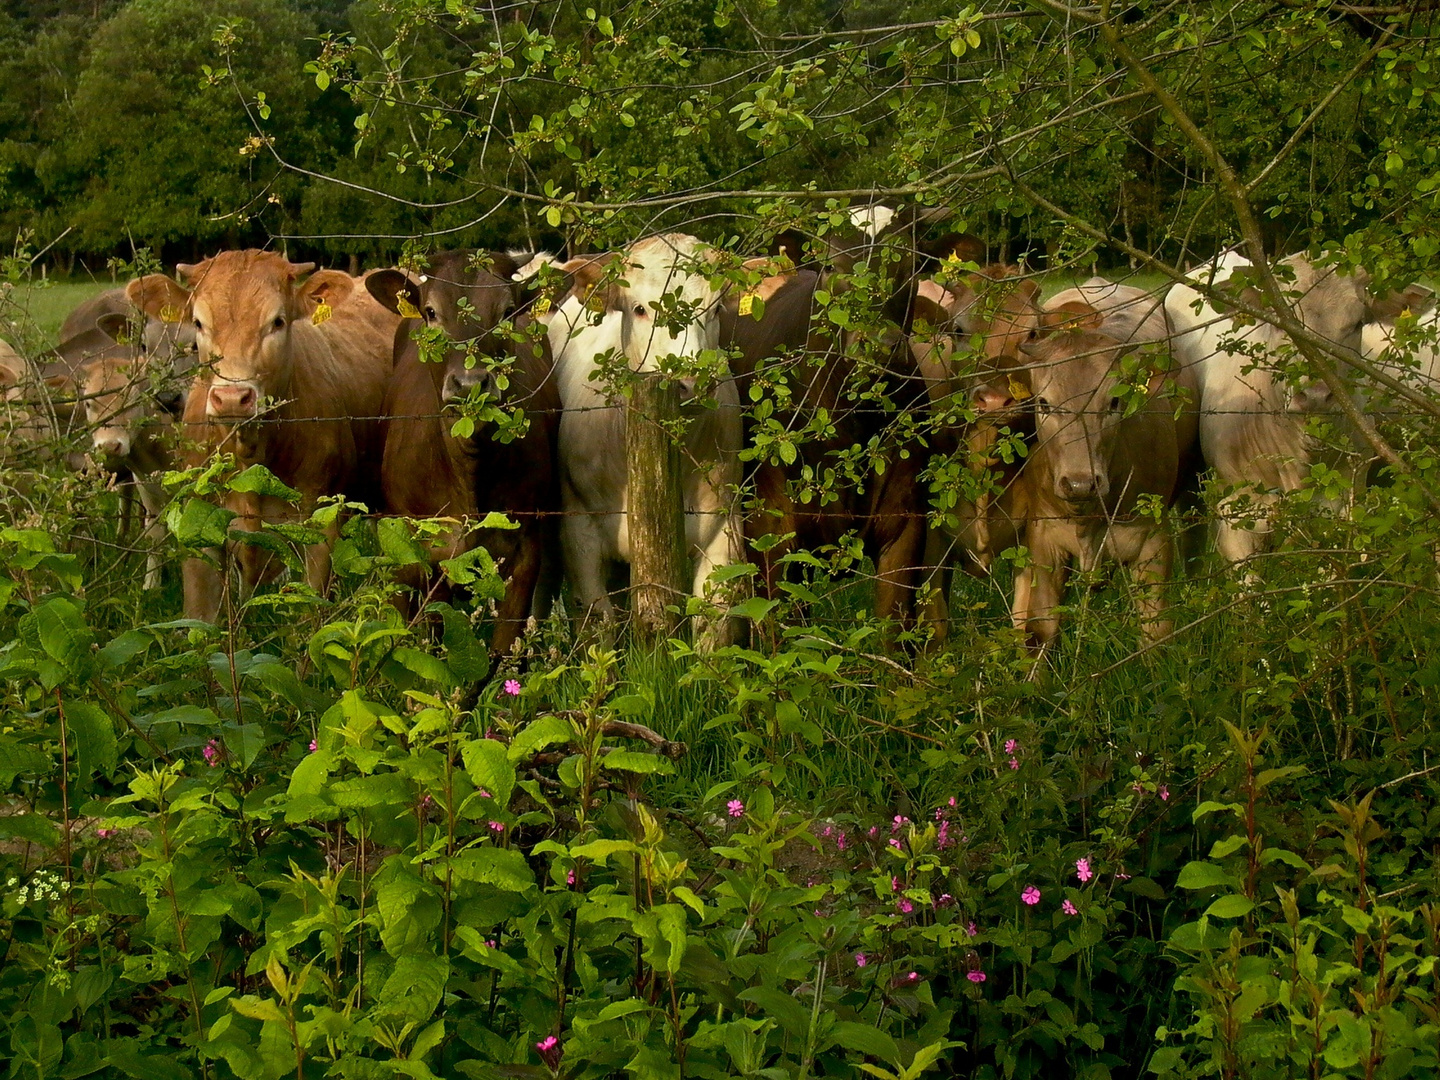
left=534, top=295, right=552, bottom=316
left=586, top=292, right=606, bottom=314
left=311, top=300, right=333, bottom=326
left=738, top=291, right=757, bottom=317
left=396, top=296, right=420, bottom=319
left=159, top=304, right=182, bottom=324
left=1008, top=377, right=1031, bottom=402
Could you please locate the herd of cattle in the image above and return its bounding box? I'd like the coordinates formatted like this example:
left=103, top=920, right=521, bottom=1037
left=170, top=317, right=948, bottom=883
left=1, top=205, right=1436, bottom=656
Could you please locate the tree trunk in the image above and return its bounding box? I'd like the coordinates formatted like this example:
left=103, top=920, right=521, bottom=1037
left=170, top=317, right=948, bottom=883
left=349, top=253, right=361, bottom=276
left=625, top=374, right=687, bottom=643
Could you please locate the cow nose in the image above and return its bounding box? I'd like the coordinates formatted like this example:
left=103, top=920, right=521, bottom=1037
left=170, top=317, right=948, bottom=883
left=442, top=368, right=489, bottom=402
left=94, top=433, right=129, bottom=458
left=1058, top=474, right=1103, bottom=501
left=207, top=382, right=258, bottom=418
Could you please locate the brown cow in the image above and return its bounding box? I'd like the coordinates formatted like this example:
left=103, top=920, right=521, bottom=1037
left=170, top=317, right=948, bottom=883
left=365, top=251, right=560, bottom=656
left=718, top=209, right=947, bottom=629
left=1007, top=304, right=1185, bottom=649
left=129, top=251, right=394, bottom=622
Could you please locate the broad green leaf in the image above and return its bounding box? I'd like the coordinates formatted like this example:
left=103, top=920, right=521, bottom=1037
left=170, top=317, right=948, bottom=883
left=463, top=738, right=516, bottom=808
left=508, top=715, right=573, bottom=762
left=229, top=465, right=302, bottom=503
left=829, top=1023, right=900, bottom=1064
left=1176, top=862, right=1239, bottom=891
left=36, top=597, right=94, bottom=678
left=66, top=700, right=117, bottom=779
left=1204, top=895, right=1256, bottom=919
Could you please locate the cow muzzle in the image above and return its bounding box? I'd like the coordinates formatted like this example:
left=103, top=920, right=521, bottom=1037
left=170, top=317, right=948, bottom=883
left=93, top=429, right=131, bottom=459
left=207, top=380, right=260, bottom=419
left=1056, top=472, right=1109, bottom=505
left=442, top=367, right=492, bottom=403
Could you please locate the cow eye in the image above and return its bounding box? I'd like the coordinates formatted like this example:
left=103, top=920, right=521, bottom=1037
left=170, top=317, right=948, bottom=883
left=272, top=316, right=286, bottom=330
left=193, top=319, right=203, bottom=333
left=634, top=305, right=648, bottom=318
left=424, top=306, right=437, bottom=322
left=1109, top=395, right=1123, bottom=412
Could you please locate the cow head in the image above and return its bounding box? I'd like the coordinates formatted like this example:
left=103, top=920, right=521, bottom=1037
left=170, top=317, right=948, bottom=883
left=170, top=252, right=335, bottom=422
left=569, top=234, right=723, bottom=380
left=948, top=266, right=1043, bottom=368
left=1022, top=303, right=1166, bottom=507
left=367, top=250, right=528, bottom=404
left=125, top=274, right=199, bottom=384
left=80, top=355, right=155, bottom=461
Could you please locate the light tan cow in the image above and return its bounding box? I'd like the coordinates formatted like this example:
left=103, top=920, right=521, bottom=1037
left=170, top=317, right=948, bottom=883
left=129, top=251, right=394, bottom=621
left=78, top=354, right=178, bottom=588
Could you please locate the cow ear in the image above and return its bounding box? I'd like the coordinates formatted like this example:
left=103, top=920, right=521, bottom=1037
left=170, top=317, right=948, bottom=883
left=365, top=269, right=423, bottom=318
left=299, top=269, right=356, bottom=312
left=287, top=261, right=317, bottom=280
left=1042, top=301, right=1103, bottom=332
left=569, top=255, right=618, bottom=312
left=94, top=311, right=134, bottom=344
left=911, top=293, right=952, bottom=331
left=1368, top=283, right=1435, bottom=323
left=126, top=273, right=189, bottom=321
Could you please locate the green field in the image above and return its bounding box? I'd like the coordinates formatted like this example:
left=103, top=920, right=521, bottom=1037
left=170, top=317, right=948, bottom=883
left=2, top=278, right=117, bottom=351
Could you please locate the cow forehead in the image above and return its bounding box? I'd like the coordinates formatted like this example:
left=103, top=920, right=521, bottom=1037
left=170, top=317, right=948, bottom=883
left=188, top=252, right=299, bottom=319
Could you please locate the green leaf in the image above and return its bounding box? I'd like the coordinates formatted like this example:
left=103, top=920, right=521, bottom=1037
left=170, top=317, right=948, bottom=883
left=36, top=597, right=95, bottom=678
left=1176, top=862, right=1239, bottom=891
left=448, top=847, right=534, bottom=892
left=1204, top=895, right=1255, bottom=919
left=439, top=605, right=489, bottom=682
left=463, top=738, right=516, bottom=808
left=508, top=715, right=573, bottom=762
left=228, top=465, right=302, bottom=503
left=0, top=812, right=60, bottom=847
left=167, top=498, right=234, bottom=549
left=829, top=1023, right=900, bottom=1064
left=0, top=735, right=51, bottom=779
left=737, top=986, right=810, bottom=1040
left=601, top=749, right=674, bottom=775
left=392, top=646, right=455, bottom=687
left=66, top=701, right=117, bottom=779
left=377, top=954, right=449, bottom=1025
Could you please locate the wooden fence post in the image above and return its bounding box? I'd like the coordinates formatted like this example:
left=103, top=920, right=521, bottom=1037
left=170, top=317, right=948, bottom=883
left=626, top=372, right=688, bottom=643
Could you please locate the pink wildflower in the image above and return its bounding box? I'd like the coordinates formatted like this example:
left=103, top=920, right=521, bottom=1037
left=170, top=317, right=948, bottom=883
left=1022, top=885, right=1041, bottom=906
left=308, top=739, right=317, bottom=752
left=726, top=799, right=745, bottom=818
left=1004, top=739, right=1017, bottom=754
left=821, top=825, right=833, bottom=838
left=855, top=953, right=868, bottom=967
left=479, top=789, right=492, bottom=799
left=887, top=838, right=902, bottom=850
left=891, top=815, right=909, bottom=832
left=967, top=921, right=978, bottom=937
left=891, top=971, right=920, bottom=988
left=96, top=828, right=113, bottom=839
left=897, top=898, right=914, bottom=914
left=1159, top=785, right=1170, bottom=801
left=489, top=821, right=505, bottom=833
left=535, top=1035, right=562, bottom=1070
left=503, top=679, right=521, bottom=696
left=1116, top=870, right=1131, bottom=881
left=1062, top=899, right=1078, bottom=915
left=203, top=739, right=220, bottom=766
left=1008, top=757, right=1019, bottom=770
left=936, top=893, right=954, bottom=907
left=948, top=796, right=957, bottom=807
left=836, top=831, right=848, bottom=851
left=868, top=825, right=879, bottom=838
left=1076, top=858, right=1093, bottom=884
left=937, top=821, right=952, bottom=849
left=486, top=939, right=496, bottom=948
left=967, top=970, right=987, bottom=983
left=566, top=869, right=576, bottom=886
left=891, top=876, right=901, bottom=892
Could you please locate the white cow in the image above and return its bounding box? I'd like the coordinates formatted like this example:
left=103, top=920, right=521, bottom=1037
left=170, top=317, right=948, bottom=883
left=1165, top=252, right=1378, bottom=563
left=532, top=235, right=743, bottom=645
left=1045, top=277, right=1172, bottom=346
left=1360, top=295, right=1439, bottom=407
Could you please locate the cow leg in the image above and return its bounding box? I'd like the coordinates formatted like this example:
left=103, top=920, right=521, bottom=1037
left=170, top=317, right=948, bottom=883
left=304, top=516, right=339, bottom=597
left=1131, top=527, right=1174, bottom=645
left=138, top=480, right=168, bottom=590
left=919, top=527, right=954, bottom=646
left=689, top=506, right=743, bottom=651
left=1014, top=535, right=1067, bottom=652
left=1214, top=491, right=1272, bottom=569
left=873, top=512, right=925, bottom=631
left=562, top=511, right=616, bottom=631
left=183, top=553, right=225, bottom=623
left=492, top=534, right=543, bottom=657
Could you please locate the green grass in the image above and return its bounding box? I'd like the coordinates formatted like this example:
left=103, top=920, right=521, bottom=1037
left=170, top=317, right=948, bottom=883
left=1, top=278, right=117, bottom=352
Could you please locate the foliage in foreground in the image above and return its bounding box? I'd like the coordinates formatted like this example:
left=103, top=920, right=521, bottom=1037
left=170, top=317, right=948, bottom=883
left=0, top=446, right=1439, bottom=1080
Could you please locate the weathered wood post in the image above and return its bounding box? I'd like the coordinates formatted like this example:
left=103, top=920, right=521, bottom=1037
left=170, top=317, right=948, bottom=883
left=625, top=372, right=688, bottom=642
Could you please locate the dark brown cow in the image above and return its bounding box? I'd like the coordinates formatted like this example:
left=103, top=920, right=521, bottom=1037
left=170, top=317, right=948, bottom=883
left=365, top=251, right=560, bottom=656
left=134, top=251, right=395, bottom=622
left=718, top=209, right=946, bottom=628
